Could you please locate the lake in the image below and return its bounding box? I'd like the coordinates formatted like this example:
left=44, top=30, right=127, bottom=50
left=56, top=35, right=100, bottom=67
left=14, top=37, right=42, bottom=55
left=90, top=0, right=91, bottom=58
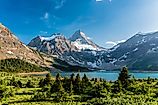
left=51, top=71, right=158, bottom=81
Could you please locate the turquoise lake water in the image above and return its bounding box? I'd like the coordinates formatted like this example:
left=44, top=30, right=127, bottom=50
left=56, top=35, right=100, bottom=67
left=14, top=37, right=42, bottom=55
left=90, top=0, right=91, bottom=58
left=51, top=71, right=158, bottom=81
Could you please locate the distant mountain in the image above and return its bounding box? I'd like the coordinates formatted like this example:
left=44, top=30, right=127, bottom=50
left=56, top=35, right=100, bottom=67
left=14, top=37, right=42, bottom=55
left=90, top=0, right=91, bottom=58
left=5, top=21, right=158, bottom=71
left=0, top=23, right=48, bottom=67
left=107, top=31, right=158, bottom=70
left=62, top=31, right=158, bottom=70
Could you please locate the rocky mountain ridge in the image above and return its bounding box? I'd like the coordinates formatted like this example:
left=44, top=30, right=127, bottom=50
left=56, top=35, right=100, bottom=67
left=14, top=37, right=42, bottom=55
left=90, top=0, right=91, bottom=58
left=28, top=29, right=158, bottom=70
left=2, top=22, right=158, bottom=71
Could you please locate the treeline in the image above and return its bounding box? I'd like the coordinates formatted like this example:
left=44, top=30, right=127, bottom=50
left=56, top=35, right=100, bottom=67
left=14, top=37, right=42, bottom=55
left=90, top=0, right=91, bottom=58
left=0, top=58, right=49, bottom=73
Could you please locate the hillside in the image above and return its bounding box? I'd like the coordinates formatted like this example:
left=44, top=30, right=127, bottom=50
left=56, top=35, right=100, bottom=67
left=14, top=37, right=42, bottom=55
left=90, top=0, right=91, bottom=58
left=0, top=58, right=49, bottom=73
left=0, top=23, right=47, bottom=67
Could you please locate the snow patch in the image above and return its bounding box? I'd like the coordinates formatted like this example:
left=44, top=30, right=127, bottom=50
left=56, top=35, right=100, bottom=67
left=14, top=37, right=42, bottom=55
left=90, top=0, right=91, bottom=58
left=133, top=48, right=138, bottom=52
left=51, top=45, right=54, bottom=49
left=7, top=51, right=14, bottom=55
left=87, top=62, right=97, bottom=68
left=72, top=41, right=97, bottom=50
left=147, top=47, right=158, bottom=53
left=150, top=44, right=156, bottom=46
left=39, top=34, right=62, bottom=41
left=91, top=51, right=97, bottom=56
left=110, top=45, right=120, bottom=52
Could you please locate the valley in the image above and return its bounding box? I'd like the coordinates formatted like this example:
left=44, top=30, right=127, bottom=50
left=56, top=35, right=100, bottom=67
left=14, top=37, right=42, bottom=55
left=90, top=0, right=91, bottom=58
left=2, top=23, right=158, bottom=72
left=1, top=19, right=158, bottom=105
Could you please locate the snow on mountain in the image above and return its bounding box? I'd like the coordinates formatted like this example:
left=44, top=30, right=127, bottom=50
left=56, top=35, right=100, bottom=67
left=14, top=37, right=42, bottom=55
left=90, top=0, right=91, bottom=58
left=105, top=31, right=158, bottom=70
left=28, top=29, right=158, bottom=70
left=39, top=33, right=63, bottom=41
left=28, top=34, right=78, bottom=56
left=69, top=30, right=104, bottom=51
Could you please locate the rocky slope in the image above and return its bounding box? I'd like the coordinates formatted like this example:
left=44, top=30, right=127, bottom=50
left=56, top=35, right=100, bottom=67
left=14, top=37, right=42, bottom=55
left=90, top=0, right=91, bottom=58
left=0, top=23, right=48, bottom=67
left=28, top=27, right=158, bottom=71
left=108, top=31, right=158, bottom=70
left=28, top=34, right=78, bottom=56
left=28, top=30, right=105, bottom=69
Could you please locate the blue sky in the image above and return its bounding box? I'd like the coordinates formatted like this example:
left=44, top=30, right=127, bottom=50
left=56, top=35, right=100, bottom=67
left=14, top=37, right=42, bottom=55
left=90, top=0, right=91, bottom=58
left=0, top=0, right=158, bottom=48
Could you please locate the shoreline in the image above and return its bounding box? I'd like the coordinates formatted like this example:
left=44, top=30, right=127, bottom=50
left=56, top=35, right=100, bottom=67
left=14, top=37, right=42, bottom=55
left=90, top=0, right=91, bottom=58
left=17, top=71, right=49, bottom=76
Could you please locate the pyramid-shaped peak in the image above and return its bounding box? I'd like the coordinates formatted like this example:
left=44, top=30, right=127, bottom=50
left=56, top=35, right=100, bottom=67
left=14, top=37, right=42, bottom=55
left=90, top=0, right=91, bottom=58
left=69, top=30, right=88, bottom=42
left=74, top=30, right=86, bottom=36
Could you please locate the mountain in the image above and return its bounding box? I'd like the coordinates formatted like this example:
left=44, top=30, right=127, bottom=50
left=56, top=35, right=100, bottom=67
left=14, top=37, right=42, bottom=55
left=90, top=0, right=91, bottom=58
left=0, top=23, right=48, bottom=67
left=28, top=30, right=104, bottom=56
left=28, top=27, right=158, bottom=71
left=69, top=30, right=104, bottom=51
left=28, top=33, right=78, bottom=56
left=5, top=22, right=158, bottom=71
left=107, top=31, right=158, bottom=70
left=62, top=31, right=158, bottom=70
left=28, top=30, right=105, bottom=70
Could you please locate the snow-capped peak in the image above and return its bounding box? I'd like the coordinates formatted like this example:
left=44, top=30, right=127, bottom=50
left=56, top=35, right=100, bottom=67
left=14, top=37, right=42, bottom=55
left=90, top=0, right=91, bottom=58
left=69, top=30, right=90, bottom=43
left=69, top=30, right=103, bottom=51
left=39, top=33, right=63, bottom=41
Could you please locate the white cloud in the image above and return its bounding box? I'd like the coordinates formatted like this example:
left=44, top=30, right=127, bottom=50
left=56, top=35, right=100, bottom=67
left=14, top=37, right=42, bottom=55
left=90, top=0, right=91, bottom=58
left=39, top=31, right=48, bottom=35
left=53, top=0, right=66, bottom=9
left=43, top=12, right=49, bottom=20
left=96, top=0, right=103, bottom=2
left=40, top=12, right=49, bottom=20
left=117, top=40, right=126, bottom=44
left=44, top=12, right=49, bottom=19
left=106, top=41, right=117, bottom=46
left=96, top=0, right=112, bottom=2
left=105, top=40, right=126, bottom=48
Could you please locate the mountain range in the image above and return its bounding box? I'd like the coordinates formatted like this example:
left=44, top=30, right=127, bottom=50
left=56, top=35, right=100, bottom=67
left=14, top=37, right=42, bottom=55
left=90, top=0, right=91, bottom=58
left=1, top=23, right=158, bottom=71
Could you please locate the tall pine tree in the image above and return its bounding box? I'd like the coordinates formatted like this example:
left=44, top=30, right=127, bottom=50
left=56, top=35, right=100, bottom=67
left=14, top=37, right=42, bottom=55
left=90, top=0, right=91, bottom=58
left=118, top=67, right=130, bottom=89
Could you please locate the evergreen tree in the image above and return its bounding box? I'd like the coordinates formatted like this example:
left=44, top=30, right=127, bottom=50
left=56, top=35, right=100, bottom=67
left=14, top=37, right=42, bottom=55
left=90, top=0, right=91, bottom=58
left=39, top=73, right=52, bottom=87
left=54, top=82, right=65, bottom=102
left=55, top=73, right=60, bottom=83
left=69, top=81, right=73, bottom=95
left=118, top=67, right=130, bottom=88
left=90, top=83, right=106, bottom=98
left=62, top=76, right=70, bottom=92
left=17, top=80, right=22, bottom=88
left=26, top=80, right=34, bottom=88
left=45, top=73, right=52, bottom=85
left=38, top=79, right=44, bottom=87
left=51, top=73, right=62, bottom=93
left=82, top=74, right=89, bottom=84
left=10, top=77, right=19, bottom=87
left=112, top=80, right=122, bottom=93
left=74, top=73, right=81, bottom=94
left=70, top=73, right=75, bottom=84
left=81, top=74, right=89, bottom=93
